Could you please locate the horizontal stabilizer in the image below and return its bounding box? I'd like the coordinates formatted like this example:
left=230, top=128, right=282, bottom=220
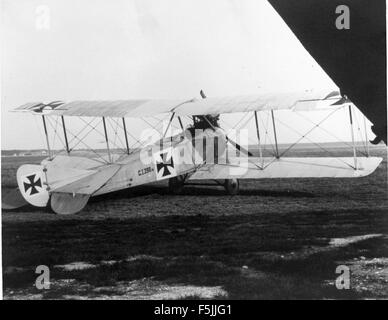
left=49, top=164, right=121, bottom=214
left=50, top=192, right=90, bottom=215
left=52, top=164, right=121, bottom=195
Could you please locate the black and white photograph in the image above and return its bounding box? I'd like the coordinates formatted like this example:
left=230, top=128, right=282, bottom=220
left=1, top=0, right=387, bottom=303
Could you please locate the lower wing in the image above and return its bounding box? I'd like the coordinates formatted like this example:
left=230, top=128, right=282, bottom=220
left=189, top=157, right=382, bottom=180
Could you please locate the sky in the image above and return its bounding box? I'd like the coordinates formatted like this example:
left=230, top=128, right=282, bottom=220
left=1, top=0, right=373, bottom=150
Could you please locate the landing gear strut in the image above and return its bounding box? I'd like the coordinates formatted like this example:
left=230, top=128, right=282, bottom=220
left=169, top=176, right=240, bottom=195
left=168, top=175, right=187, bottom=194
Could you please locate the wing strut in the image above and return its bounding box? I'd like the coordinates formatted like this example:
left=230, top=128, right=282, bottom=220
left=61, top=116, right=70, bottom=154
left=348, top=105, right=357, bottom=170
left=178, top=117, right=184, bottom=130
left=271, top=110, right=279, bottom=159
left=254, top=111, right=263, bottom=168
left=41, top=115, right=52, bottom=159
left=363, top=116, right=370, bottom=157
left=102, top=117, right=112, bottom=163
left=122, top=117, right=130, bottom=155
left=163, top=112, right=175, bottom=138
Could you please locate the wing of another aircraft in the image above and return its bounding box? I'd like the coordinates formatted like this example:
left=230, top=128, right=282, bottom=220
left=12, top=89, right=344, bottom=118
left=268, top=0, right=386, bottom=144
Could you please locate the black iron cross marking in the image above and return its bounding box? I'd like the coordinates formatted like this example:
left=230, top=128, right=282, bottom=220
left=23, top=174, right=42, bottom=195
left=156, top=152, right=174, bottom=177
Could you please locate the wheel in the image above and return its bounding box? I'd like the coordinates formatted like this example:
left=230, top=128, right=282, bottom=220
left=168, top=175, right=186, bottom=194
left=224, top=179, right=239, bottom=195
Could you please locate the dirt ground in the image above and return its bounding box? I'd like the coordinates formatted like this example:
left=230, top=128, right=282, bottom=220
left=1, top=145, right=388, bottom=299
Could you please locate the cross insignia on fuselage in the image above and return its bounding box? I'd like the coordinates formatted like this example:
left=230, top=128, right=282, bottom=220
left=23, top=174, right=42, bottom=195
left=156, top=151, right=174, bottom=177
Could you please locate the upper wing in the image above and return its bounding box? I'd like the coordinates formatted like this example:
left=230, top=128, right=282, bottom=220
left=174, top=90, right=343, bottom=116
left=12, top=89, right=344, bottom=118
left=12, top=99, right=187, bottom=118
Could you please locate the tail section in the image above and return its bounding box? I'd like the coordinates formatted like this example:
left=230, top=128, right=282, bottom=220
left=16, top=164, right=50, bottom=207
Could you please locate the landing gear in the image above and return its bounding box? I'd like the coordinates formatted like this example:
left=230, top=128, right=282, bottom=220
left=224, top=179, right=239, bottom=195
left=169, top=176, right=239, bottom=195
left=168, top=175, right=187, bottom=194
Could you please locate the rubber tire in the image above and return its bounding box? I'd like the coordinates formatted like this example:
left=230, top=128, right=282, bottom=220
left=224, top=179, right=239, bottom=195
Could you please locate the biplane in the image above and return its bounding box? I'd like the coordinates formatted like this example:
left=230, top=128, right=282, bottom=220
left=4, top=89, right=382, bottom=214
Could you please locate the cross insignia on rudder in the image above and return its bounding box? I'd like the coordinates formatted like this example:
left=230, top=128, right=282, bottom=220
left=23, top=174, right=42, bottom=195
left=156, top=151, right=174, bottom=177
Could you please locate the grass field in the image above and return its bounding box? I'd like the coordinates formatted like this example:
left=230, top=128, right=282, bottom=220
left=1, top=145, right=388, bottom=299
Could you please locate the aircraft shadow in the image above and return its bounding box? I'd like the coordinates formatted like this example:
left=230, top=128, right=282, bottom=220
left=90, top=184, right=315, bottom=203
